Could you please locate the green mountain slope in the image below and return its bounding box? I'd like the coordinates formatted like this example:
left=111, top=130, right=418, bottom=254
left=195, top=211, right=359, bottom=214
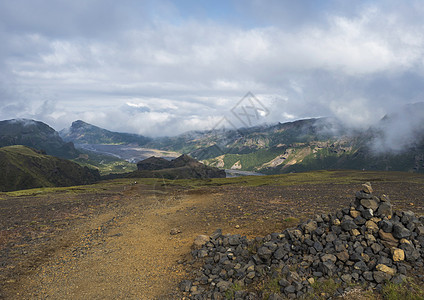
left=60, top=120, right=151, bottom=145
left=147, top=113, right=424, bottom=173
left=0, top=119, right=78, bottom=159
left=0, top=145, right=100, bottom=192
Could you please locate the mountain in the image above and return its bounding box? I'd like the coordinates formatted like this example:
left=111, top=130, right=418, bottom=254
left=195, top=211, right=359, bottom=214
left=60, top=103, right=424, bottom=175
left=0, top=119, right=78, bottom=159
left=0, top=145, right=100, bottom=192
left=147, top=113, right=424, bottom=174
left=146, top=117, right=356, bottom=170
left=147, top=118, right=349, bottom=158
left=60, top=120, right=152, bottom=145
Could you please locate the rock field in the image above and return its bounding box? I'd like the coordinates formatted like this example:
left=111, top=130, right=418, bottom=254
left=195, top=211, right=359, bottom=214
left=182, top=183, right=424, bottom=299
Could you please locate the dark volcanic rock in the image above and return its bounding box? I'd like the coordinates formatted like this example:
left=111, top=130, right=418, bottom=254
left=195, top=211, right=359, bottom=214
left=377, top=202, right=393, bottom=218
left=181, top=183, right=424, bottom=299
left=393, top=223, right=411, bottom=239
left=341, top=219, right=358, bottom=231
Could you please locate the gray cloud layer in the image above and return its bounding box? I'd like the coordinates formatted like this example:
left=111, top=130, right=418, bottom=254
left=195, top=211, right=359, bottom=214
left=0, top=0, right=424, bottom=137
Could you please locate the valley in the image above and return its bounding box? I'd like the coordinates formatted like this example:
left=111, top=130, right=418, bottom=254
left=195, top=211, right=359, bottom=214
left=75, top=143, right=180, bottom=163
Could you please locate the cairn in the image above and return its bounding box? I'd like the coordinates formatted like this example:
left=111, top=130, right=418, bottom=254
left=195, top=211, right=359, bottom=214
left=181, top=183, right=424, bottom=299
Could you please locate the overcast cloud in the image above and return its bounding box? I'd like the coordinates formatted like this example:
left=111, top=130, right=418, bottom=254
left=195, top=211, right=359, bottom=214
left=1, top=0, right=424, bottom=136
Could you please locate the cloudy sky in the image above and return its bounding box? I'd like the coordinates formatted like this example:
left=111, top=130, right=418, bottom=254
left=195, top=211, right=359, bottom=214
left=1, top=0, right=424, bottom=136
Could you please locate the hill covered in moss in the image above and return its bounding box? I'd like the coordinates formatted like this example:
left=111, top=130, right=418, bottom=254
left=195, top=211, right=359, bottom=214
left=0, top=145, right=100, bottom=192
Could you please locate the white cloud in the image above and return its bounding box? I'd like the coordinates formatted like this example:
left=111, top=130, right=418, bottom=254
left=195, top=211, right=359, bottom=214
left=0, top=1, right=424, bottom=138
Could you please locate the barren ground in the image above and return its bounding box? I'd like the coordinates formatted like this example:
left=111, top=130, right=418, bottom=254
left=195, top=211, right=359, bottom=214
left=1, top=171, right=424, bottom=299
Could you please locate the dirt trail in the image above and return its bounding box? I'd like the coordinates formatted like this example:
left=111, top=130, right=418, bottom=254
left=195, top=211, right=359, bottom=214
left=10, top=189, right=219, bottom=299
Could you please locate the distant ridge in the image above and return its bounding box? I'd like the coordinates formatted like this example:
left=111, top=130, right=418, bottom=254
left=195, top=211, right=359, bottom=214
left=60, top=120, right=151, bottom=145
left=146, top=111, right=424, bottom=173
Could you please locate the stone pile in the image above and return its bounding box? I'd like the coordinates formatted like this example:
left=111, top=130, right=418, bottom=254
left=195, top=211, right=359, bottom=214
left=181, top=183, right=424, bottom=299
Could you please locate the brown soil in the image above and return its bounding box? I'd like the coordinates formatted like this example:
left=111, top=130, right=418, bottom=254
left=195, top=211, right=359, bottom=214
left=1, top=180, right=424, bottom=299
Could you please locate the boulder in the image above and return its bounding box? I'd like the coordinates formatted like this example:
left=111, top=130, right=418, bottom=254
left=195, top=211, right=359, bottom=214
left=391, top=248, right=405, bottom=262
left=360, top=199, right=379, bottom=211
left=379, top=230, right=399, bottom=247
left=362, top=182, right=373, bottom=194
left=392, top=223, right=411, bottom=239
left=365, top=220, right=379, bottom=233
left=377, top=202, right=393, bottom=218
left=341, top=219, right=358, bottom=231
left=193, top=235, right=210, bottom=249
left=303, top=220, right=318, bottom=233
left=375, top=264, right=396, bottom=276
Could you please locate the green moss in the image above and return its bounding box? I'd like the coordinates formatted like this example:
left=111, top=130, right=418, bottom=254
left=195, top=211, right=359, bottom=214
left=307, top=278, right=341, bottom=299
left=382, top=277, right=424, bottom=300
left=225, top=283, right=244, bottom=299
left=72, top=150, right=137, bottom=175
left=282, top=217, right=300, bottom=225
left=260, top=277, right=281, bottom=298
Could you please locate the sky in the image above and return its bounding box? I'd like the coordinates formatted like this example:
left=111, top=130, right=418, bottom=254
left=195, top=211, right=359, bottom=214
left=1, top=0, right=424, bottom=137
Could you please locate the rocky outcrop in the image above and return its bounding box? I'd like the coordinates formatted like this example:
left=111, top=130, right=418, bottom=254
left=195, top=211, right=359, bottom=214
left=137, top=156, right=171, bottom=170
left=133, top=154, right=226, bottom=179
left=182, top=183, right=424, bottom=299
left=137, top=154, right=210, bottom=171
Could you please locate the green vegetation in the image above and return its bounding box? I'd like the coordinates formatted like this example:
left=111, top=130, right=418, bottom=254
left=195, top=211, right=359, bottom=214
left=221, top=274, right=424, bottom=299
left=382, top=277, right=424, bottom=300
left=0, top=145, right=99, bottom=192
left=0, top=178, right=148, bottom=197
left=260, top=277, right=281, bottom=299
left=157, top=169, right=424, bottom=190
left=225, top=283, right=243, bottom=299
left=282, top=217, right=300, bottom=226
left=307, top=278, right=341, bottom=299
left=220, top=147, right=284, bottom=170
left=72, top=150, right=137, bottom=175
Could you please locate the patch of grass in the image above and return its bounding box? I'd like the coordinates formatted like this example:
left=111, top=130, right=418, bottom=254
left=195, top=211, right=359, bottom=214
left=382, top=277, right=424, bottom=300
left=307, top=278, right=341, bottom=300
left=283, top=217, right=299, bottom=224
left=225, top=282, right=243, bottom=299
left=260, top=277, right=281, bottom=299
left=3, top=178, right=144, bottom=197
